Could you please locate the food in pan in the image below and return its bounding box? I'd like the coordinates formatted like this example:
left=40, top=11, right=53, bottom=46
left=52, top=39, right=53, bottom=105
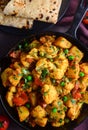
left=0, top=0, right=62, bottom=29
left=1, top=35, right=88, bottom=127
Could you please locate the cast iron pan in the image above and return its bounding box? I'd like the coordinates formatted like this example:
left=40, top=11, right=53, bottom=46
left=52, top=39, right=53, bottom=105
left=0, top=0, right=88, bottom=130
left=0, top=0, right=70, bottom=35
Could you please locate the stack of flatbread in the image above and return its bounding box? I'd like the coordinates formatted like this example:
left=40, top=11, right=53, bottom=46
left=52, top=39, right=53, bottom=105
left=0, top=0, right=62, bottom=29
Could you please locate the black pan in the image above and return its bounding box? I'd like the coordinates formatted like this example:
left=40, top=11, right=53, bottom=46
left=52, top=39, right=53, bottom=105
left=0, top=0, right=88, bottom=130
left=0, top=0, right=70, bottom=35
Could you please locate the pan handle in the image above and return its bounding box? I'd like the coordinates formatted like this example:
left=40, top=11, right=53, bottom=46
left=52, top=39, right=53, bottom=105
left=66, top=0, right=88, bottom=39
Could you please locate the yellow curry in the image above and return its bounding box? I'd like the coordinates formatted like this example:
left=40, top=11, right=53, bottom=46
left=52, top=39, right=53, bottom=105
left=1, top=35, right=88, bottom=127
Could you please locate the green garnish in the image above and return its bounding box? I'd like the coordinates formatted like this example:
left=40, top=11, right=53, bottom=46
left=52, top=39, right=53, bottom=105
left=0, top=122, right=3, bottom=128
left=39, top=52, right=45, bottom=57
left=63, top=106, right=67, bottom=111
left=43, top=92, right=48, bottom=96
left=18, top=44, right=22, bottom=49
left=22, top=68, right=29, bottom=75
left=71, top=99, right=76, bottom=104
left=26, top=103, right=30, bottom=108
left=59, top=118, right=63, bottom=123
left=41, top=68, right=49, bottom=79
left=24, top=42, right=29, bottom=48
left=13, top=76, right=18, bottom=80
left=49, top=58, right=53, bottom=62
left=23, top=84, right=30, bottom=90
left=58, top=101, right=62, bottom=106
left=65, top=118, right=70, bottom=123
left=63, top=96, right=68, bottom=102
left=51, top=78, right=56, bottom=84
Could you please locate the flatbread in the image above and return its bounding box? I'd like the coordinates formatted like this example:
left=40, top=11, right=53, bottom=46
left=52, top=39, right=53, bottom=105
left=0, top=0, right=10, bottom=10
left=0, top=10, right=34, bottom=29
left=3, top=0, right=62, bottom=23
left=0, top=0, right=34, bottom=29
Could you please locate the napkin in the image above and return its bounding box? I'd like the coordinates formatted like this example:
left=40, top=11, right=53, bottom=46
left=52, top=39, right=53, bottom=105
left=55, top=0, right=88, bottom=46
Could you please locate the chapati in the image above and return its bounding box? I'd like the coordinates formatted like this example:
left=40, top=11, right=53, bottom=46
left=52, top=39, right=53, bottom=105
left=0, top=0, right=34, bottom=29
left=3, top=0, right=62, bottom=23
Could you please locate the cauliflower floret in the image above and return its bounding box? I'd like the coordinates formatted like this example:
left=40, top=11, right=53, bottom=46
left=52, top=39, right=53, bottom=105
left=62, top=82, right=74, bottom=96
left=20, top=52, right=34, bottom=68
left=50, top=58, right=68, bottom=79
left=39, top=45, right=58, bottom=58
left=41, top=84, right=58, bottom=104
left=35, top=58, right=55, bottom=74
left=28, top=48, right=39, bottom=60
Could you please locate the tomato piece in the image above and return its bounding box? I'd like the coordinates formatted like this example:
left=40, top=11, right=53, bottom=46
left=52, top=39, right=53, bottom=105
left=13, top=91, right=28, bottom=106
left=9, top=50, right=21, bottom=58
left=34, top=77, right=43, bottom=87
left=0, top=115, right=9, bottom=130
left=83, top=11, right=88, bottom=24
left=72, top=81, right=82, bottom=99
left=72, top=91, right=82, bottom=99
left=74, top=81, right=80, bottom=90
left=26, top=58, right=34, bottom=63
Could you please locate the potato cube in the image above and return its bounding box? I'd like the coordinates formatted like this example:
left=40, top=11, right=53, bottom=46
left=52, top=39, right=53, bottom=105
left=29, top=92, right=37, bottom=106
left=35, top=118, right=48, bottom=127
left=80, top=63, right=88, bottom=74
left=1, top=68, right=13, bottom=87
left=31, top=105, right=46, bottom=118
left=54, top=37, right=72, bottom=48
left=6, top=91, right=14, bottom=107
left=83, top=91, right=88, bottom=104
left=69, top=46, right=83, bottom=63
left=66, top=63, right=79, bottom=80
left=17, top=106, right=30, bottom=122
left=9, top=69, right=22, bottom=86
left=6, top=86, right=16, bottom=107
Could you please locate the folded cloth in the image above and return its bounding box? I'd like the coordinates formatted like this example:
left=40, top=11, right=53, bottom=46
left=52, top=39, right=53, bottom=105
left=55, top=0, right=88, bottom=46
